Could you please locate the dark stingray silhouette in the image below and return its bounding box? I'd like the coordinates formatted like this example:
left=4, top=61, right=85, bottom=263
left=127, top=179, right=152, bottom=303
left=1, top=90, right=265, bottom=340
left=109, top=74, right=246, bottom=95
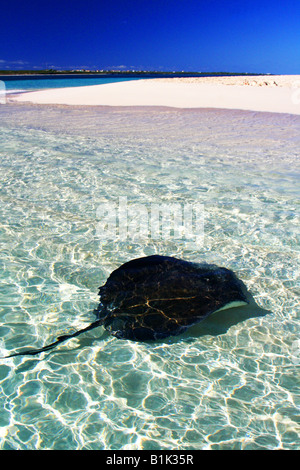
left=2, top=255, right=256, bottom=358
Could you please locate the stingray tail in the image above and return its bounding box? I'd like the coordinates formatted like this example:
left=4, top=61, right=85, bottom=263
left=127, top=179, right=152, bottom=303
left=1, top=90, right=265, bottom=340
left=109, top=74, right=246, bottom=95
left=1, top=320, right=103, bottom=359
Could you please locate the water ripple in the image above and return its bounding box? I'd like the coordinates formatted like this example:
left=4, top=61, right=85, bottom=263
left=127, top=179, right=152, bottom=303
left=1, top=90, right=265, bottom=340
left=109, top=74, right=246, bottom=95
left=0, top=105, right=299, bottom=449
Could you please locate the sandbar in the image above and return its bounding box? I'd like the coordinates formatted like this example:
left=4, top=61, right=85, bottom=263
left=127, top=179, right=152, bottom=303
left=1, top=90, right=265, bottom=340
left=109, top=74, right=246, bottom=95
left=10, top=75, right=300, bottom=115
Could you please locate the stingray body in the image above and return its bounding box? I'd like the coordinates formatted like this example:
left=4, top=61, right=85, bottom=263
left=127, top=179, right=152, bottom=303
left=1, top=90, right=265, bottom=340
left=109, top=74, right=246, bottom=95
left=2, top=255, right=249, bottom=358
left=96, top=255, right=248, bottom=341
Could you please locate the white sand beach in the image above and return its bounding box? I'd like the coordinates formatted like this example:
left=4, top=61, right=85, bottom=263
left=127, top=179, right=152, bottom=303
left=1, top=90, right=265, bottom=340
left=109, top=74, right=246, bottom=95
left=10, top=75, right=300, bottom=115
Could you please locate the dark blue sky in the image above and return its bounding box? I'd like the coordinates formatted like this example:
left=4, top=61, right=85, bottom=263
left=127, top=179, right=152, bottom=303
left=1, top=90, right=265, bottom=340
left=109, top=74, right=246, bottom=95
left=1, top=0, right=300, bottom=73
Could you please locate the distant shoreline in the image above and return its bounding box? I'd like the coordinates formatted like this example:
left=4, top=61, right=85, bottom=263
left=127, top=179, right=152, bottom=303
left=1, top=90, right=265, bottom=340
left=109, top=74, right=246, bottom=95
left=0, top=70, right=269, bottom=79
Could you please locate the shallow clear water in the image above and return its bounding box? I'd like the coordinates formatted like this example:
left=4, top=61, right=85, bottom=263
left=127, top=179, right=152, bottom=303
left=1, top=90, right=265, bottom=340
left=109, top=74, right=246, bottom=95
left=0, top=103, right=299, bottom=450
left=1, top=76, right=141, bottom=94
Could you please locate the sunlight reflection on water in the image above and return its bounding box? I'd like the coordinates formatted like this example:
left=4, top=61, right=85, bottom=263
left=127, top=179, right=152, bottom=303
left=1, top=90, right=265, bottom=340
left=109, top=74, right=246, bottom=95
left=0, top=104, right=299, bottom=449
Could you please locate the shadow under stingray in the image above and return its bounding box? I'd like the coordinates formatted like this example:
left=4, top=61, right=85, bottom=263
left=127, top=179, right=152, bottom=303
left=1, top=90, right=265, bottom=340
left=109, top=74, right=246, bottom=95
left=180, top=294, right=270, bottom=340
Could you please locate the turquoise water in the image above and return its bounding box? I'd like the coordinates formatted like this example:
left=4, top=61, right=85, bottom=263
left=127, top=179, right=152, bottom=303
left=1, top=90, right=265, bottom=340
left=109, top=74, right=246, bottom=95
left=0, top=103, right=299, bottom=450
left=1, top=76, right=141, bottom=93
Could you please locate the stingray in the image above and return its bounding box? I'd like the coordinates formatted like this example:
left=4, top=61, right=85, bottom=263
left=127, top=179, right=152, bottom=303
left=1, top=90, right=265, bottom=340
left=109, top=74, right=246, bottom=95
left=1, top=255, right=249, bottom=358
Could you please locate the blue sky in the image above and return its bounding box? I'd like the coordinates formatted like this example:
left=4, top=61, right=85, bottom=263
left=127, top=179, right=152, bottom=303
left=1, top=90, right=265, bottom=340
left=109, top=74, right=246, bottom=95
left=1, top=0, right=300, bottom=73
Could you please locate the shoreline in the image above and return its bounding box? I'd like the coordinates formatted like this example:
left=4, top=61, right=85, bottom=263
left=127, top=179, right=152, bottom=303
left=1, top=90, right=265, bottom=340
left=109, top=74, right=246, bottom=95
left=9, top=75, right=300, bottom=115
